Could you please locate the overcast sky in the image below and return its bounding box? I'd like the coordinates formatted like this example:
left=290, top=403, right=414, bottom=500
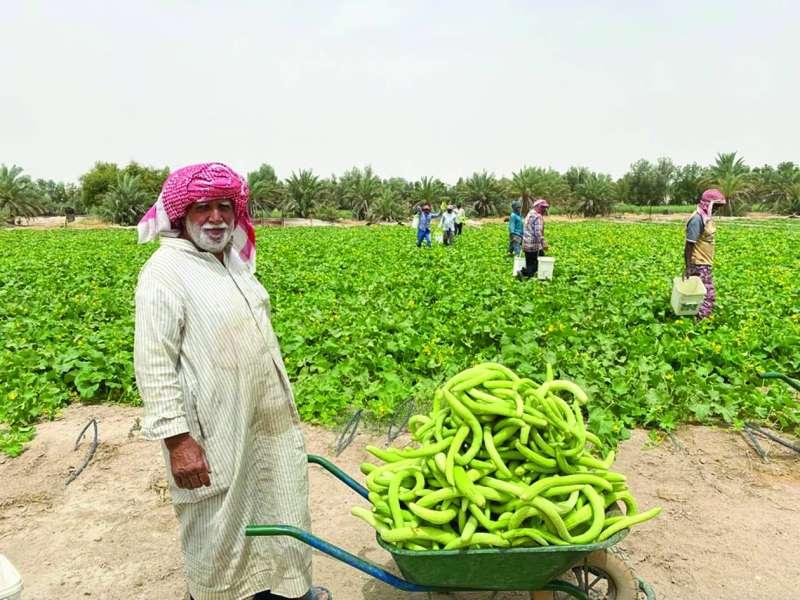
left=2, top=0, right=798, bottom=184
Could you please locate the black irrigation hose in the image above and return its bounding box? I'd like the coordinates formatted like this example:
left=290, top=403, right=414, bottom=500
left=386, top=398, right=415, bottom=444
left=744, top=422, right=800, bottom=455
left=333, top=409, right=363, bottom=457
left=741, top=428, right=769, bottom=461
left=65, top=418, right=98, bottom=486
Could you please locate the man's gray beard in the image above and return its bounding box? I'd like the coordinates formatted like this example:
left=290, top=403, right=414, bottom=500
left=185, top=220, right=234, bottom=253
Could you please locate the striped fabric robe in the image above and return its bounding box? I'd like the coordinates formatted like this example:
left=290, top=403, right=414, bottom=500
left=134, top=236, right=311, bottom=600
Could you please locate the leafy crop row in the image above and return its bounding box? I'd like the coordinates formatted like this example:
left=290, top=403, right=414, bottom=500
left=0, top=221, right=798, bottom=456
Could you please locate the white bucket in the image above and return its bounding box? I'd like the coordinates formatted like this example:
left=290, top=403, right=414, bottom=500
left=512, top=255, right=525, bottom=277
left=0, top=555, right=22, bottom=600
left=671, top=276, right=707, bottom=316
left=537, top=256, right=555, bottom=280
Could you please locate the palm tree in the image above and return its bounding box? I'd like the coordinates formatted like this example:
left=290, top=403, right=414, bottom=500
left=369, top=188, right=404, bottom=223
left=0, top=165, right=43, bottom=223
left=413, top=176, right=448, bottom=207
left=455, top=171, right=508, bottom=217
left=510, top=168, right=536, bottom=213
left=247, top=164, right=285, bottom=219
left=285, top=170, right=324, bottom=219
left=706, top=152, right=751, bottom=216
left=511, top=167, right=572, bottom=212
left=340, top=166, right=382, bottom=220
left=571, top=173, right=616, bottom=217
left=98, top=173, right=150, bottom=225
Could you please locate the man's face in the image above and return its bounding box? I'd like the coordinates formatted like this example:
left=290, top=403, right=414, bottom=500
left=184, top=199, right=235, bottom=253
left=422, top=205, right=431, bottom=213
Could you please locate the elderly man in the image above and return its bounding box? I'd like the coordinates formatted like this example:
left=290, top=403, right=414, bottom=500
left=133, top=163, right=330, bottom=600
left=517, top=198, right=550, bottom=279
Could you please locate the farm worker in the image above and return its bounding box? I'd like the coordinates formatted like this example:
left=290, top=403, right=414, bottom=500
left=414, top=202, right=441, bottom=247
left=684, top=188, right=726, bottom=319
left=454, top=203, right=466, bottom=235
left=133, top=163, right=331, bottom=600
left=517, top=198, right=549, bottom=279
left=508, top=200, right=523, bottom=255
left=440, top=204, right=458, bottom=246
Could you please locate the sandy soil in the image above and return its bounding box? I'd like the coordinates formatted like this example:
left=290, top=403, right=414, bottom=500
left=10, top=212, right=793, bottom=232
left=1, top=404, right=799, bottom=600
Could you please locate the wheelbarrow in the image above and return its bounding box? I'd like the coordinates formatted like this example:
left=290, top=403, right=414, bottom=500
left=246, top=455, right=657, bottom=599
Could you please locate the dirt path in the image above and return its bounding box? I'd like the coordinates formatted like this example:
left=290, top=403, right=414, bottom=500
left=1, top=404, right=798, bottom=599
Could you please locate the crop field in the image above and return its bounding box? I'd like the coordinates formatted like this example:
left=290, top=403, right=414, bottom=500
left=0, top=221, right=798, bottom=456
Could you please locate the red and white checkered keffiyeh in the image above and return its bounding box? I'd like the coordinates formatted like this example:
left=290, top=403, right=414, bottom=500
left=137, top=162, right=256, bottom=272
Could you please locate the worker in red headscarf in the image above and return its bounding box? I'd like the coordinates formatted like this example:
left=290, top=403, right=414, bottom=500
left=684, top=188, right=726, bottom=319
left=517, top=198, right=550, bottom=279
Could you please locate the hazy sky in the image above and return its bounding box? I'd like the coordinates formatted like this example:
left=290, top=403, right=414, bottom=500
left=2, top=0, right=798, bottom=184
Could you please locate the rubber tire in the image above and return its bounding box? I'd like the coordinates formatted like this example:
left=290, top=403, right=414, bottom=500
left=550, top=549, right=639, bottom=600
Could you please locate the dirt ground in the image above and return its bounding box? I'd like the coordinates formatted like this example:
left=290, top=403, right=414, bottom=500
left=10, top=212, right=795, bottom=232
left=1, top=404, right=799, bottom=600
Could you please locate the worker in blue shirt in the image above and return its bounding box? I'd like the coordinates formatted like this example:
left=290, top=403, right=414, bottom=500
left=508, top=199, right=523, bottom=255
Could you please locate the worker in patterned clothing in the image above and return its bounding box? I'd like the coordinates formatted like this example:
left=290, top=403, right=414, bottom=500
left=517, top=198, right=549, bottom=279
left=684, top=188, right=726, bottom=320
left=133, top=163, right=331, bottom=600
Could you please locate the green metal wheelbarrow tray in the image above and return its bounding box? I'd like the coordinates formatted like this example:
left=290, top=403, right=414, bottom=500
left=247, top=455, right=657, bottom=599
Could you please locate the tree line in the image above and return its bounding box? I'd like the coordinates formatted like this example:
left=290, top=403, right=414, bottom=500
left=1, top=153, right=798, bottom=226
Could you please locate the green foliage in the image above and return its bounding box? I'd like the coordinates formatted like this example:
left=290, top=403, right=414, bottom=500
left=369, top=188, right=405, bottom=223
left=0, top=165, right=43, bottom=222
left=97, top=173, right=152, bottom=225
left=413, top=177, right=448, bottom=207
left=670, top=163, right=707, bottom=204
left=285, top=169, right=324, bottom=218
left=455, top=171, right=508, bottom=216
left=750, top=162, right=800, bottom=215
left=339, top=166, right=383, bottom=220
left=706, top=152, right=752, bottom=216
left=617, top=158, right=674, bottom=206
left=247, top=163, right=285, bottom=218
left=79, top=162, right=167, bottom=214
left=1, top=222, right=798, bottom=456
left=570, top=173, right=617, bottom=217
left=511, top=167, right=572, bottom=213
left=33, top=179, right=82, bottom=216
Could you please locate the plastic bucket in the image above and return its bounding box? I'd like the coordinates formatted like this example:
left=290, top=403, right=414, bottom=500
left=0, top=555, right=22, bottom=600
left=537, top=256, right=555, bottom=280
left=512, top=255, right=525, bottom=276
left=671, top=276, right=706, bottom=316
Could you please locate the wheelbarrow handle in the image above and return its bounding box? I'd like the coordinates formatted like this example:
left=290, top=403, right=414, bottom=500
left=246, top=524, right=431, bottom=592
left=307, top=454, right=369, bottom=500
left=760, top=371, right=800, bottom=393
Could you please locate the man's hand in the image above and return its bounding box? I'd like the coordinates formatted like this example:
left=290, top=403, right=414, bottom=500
left=164, top=433, right=211, bottom=489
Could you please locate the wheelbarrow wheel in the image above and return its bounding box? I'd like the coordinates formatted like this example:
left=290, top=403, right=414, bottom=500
left=548, top=549, right=639, bottom=600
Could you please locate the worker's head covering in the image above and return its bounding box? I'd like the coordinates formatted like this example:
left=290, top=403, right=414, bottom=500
left=696, top=188, right=726, bottom=224
left=511, top=199, right=522, bottom=211
left=137, top=163, right=256, bottom=272
left=533, top=198, right=550, bottom=214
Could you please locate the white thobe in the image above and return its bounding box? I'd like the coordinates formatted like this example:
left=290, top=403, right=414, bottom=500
left=134, top=236, right=311, bottom=600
